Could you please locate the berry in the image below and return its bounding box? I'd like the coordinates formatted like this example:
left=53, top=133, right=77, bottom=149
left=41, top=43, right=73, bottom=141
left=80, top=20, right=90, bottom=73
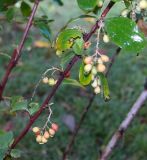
left=121, top=9, right=129, bottom=17
left=51, top=123, right=59, bottom=132
left=36, top=135, right=42, bottom=143
left=32, top=127, right=40, bottom=133
left=48, top=78, right=56, bottom=86
left=42, top=136, right=48, bottom=143
left=49, top=128, right=56, bottom=137
left=100, top=55, right=109, bottom=62
left=139, top=0, right=147, bottom=9
left=97, top=0, right=103, bottom=7
left=91, top=80, right=98, bottom=88
left=103, top=34, right=109, bottom=43
left=97, top=58, right=103, bottom=64
left=84, top=56, right=93, bottom=64
left=97, top=64, right=106, bottom=73
left=84, top=64, right=92, bottom=73
left=42, top=77, right=49, bottom=84
left=94, top=86, right=101, bottom=94
left=91, top=67, right=97, bottom=75
left=56, top=50, right=62, bottom=56
left=44, top=131, right=50, bottom=139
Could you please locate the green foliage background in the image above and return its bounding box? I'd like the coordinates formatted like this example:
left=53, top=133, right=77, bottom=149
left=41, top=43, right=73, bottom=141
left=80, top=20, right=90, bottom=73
left=0, top=0, right=147, bottom=159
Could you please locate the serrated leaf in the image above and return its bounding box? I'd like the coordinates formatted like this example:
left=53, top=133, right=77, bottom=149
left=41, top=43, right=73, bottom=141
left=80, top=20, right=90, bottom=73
left=10, top=149, right=21, bottom=158
left=77, top=0, right=97, bottom=12
left=79, top=62, right=92, bottom=86
left=11, top=96, right=28, bottom=113
left=0, top=131, right=13, bottom=149
left=98, top=73, right=110, bottom=101
left=21, top=1, right=31, bottom=17
left=28, top=102, right=39, bottom=115
left=56, top=28, right=82, bottom=52
left=105, top=17, right=147, bottom=53
left=63, top=78, right=85, bottom=89
left=73, top=38, right=84, bottom=55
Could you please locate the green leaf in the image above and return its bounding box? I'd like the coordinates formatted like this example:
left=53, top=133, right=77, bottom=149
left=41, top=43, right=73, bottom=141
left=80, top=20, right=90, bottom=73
left=35, top=22, right=52, bottom=42
left=6, top=7, right=15, bottom=21
left=56, top=28, right=83, bottom=52
left=98, top=73, right=110, bottom=101
left=0, top=148, right=7, bottom=160
left=0, top=131, right=13, bottom=149
left=28, top=102, right=39, bottom=115
left=73, top=38, right=84, bottom=55
left=79, top=62, right=92, bottom=86
left=77, top=0, right=97, bottom=12
left=10, top=149, right=21, bottom=158
left=53, top=0, right=63, bottom=6
left=60, top=52, right=75, bottom=68
left=63, top=78, right=85, bottom=89
left=21, top=1, right=31, bottom=17
left=105, top=17, right=147, bottom=53
left=11, top=96, right=28, bottom=113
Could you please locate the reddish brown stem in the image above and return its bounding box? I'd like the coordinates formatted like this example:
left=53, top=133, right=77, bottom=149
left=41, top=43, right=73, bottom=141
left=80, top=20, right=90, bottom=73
left=0, top=0, right=40, bottom=99
left=10, top=1, right=115, bottom=149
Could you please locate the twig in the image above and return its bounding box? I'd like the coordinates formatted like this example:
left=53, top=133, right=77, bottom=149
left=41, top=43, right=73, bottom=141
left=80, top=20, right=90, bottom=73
left=100, top=89, right=147, bottom=160
left=0, top=0, right=40, bottom=100
left=62, top=47, right=121, bottom=160
left=10, top=1, right=115, bottom=149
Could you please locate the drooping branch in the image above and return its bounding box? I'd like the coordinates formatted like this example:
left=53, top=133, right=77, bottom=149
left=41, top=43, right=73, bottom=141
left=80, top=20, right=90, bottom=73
left=100, top=88, right=147, bottom=160
left=0, top=0, right=40, bottom=100
left=10, top=1, right=115, bottom=149
left=62, top=47, right=121, bottom=160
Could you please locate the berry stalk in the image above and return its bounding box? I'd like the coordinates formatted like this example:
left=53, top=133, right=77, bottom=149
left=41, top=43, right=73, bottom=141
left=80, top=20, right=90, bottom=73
left=10, top=1, right=115, bottom=149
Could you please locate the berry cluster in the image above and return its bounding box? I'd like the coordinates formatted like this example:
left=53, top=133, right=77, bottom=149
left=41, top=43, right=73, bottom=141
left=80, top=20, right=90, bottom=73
left=42, top=77, right=57, bottom=86
left=83, top=54, right=109, bottom=94
left=32, top=123, right=59, bottom=144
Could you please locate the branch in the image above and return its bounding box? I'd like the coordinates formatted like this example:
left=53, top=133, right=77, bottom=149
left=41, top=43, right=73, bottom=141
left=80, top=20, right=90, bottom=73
left=62, top=47, right=121, bottom=160
left=100, top=89, right=147, bottom=160
left=0, top=0, right=40, bottom=100
left=10, top=1, right=115, bottom=149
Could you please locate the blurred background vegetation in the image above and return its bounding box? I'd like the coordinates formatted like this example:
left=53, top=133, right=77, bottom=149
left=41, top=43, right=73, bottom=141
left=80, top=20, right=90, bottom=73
left=0, top=0, right=147, bottom=160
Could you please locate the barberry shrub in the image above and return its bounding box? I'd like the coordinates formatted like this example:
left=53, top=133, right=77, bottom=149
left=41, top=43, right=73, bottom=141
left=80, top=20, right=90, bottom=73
left=0, top=0, right=147, bottom=159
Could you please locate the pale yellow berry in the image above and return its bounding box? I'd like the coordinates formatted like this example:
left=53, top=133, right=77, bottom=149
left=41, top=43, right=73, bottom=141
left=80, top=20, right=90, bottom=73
left=84, top=56, right=93, bottom=64
left=48, top=78, right=56, bottom=86
left=97, top=0, right=103, bottom=7
left=91, top=67, right=97, bottom=75
left=49, top=128, right=56, bottom=137
left=32, top=127, right=40, bottom=133
left=56, top=50, right=62, bottom=56
left=97, top=79, right=101, bottom=86
left=139, top=0, right=147, bottom=9
left=42, top=136, right=48, bottom=143
left=42, top=77, right=49, bottom=84
left=94, top=86, right=101, bottom=94
left=84, top=64, right=92, bottom=73
left=44, top=131, right=50, bottom=139
left=36, top=135, right=42, bottom=143
left=91, top=80, right=98, bottom=88
left=97, top=58, right=103, bottom=64
left=97, top=64, right=106, bottom=72
left=121, top=9, right=129, bottom=17
left=103, top=34, right=110, bottom=43
left=100, top=55, right=109, bottom=62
